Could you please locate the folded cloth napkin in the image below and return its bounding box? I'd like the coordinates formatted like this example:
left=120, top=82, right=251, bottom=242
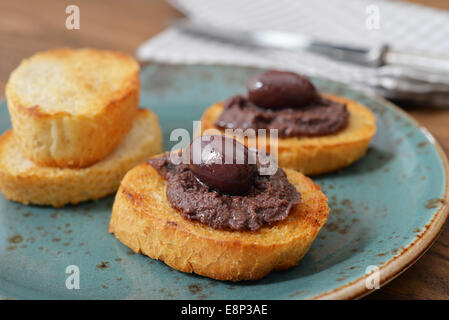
left=137, top=0, right=449, bottom=108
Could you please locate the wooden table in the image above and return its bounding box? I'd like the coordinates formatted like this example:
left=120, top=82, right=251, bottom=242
left=0, top=0, right=448, bottom=299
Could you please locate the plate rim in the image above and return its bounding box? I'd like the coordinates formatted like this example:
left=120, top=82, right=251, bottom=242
left=309, top=94, right=449, bottom=300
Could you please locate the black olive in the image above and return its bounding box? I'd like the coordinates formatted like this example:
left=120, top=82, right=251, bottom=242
left=187, top=135, right=256, bottom=195
left=248, top=70, right=319, bottom=110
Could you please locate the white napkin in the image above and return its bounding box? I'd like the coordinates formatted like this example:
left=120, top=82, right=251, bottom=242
left=137, top=0, right=449, bottom=108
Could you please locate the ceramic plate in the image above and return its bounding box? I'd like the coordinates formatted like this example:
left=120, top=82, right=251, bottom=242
left=0, top=65, right=448, bottom=300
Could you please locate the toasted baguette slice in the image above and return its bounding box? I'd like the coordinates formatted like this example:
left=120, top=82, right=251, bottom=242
left=5, top=48, right=140, bottom=168
left=0, top=109, right=162, bottom=207
left=109, top=159, right=329, bottom=281
left=200, top=94, right=376, bottom=175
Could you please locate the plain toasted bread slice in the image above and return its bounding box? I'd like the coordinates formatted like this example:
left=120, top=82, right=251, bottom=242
left=0, top=109, right=162, bottom=207
left=109, top=159, right=329, bottom=281
left=200, top=94, right=376, bottom=175
left=5, top=48, right=140, bottom=168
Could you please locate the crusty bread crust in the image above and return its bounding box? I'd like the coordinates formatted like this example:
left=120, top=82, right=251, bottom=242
left=109, top=160, right=329, bottom=281
left=200, top=94, right=376, bottom=175
left=5, top=48, right=140, bottom=168
left=0, top=109, right=162, bottom=207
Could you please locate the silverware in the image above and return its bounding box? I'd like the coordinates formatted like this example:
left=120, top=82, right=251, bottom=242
left=171, top=19, right=449, bottom=75
left=136, top=18, right=449, bottom=107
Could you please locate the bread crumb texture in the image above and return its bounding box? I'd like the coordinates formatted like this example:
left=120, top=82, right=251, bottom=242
left=0, top=109, right=162, bottom=207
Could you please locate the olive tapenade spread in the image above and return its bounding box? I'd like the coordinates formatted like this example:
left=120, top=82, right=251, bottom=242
left=215, top=70, right=350, bottom=137
left=147, top=136, right=301, bottom=232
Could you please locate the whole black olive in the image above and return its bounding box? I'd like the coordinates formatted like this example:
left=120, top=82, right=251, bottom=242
left=247, top=70, right=319, bottom=109
left=187, top=135, right=256, bottom=195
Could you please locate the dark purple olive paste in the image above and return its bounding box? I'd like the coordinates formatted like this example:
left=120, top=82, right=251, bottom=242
left=147, top=153, right=301, bottom=231
left=215, top=94, right=349, bottom=138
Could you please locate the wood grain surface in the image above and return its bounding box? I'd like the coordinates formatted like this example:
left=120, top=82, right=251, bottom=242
left=0, top=0, right=448, bottom=299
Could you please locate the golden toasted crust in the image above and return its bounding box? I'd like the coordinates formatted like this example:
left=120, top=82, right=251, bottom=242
left=0, top=109, right=162, bottom=207
left=109, top=159, right=329, bottom=281
left=5, top=48, right=140, bottom=168
left=200, top=95, right=377, bottom=175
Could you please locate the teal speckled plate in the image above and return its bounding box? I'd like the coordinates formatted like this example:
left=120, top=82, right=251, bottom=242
left=0, top=64, right=448, bottom=300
